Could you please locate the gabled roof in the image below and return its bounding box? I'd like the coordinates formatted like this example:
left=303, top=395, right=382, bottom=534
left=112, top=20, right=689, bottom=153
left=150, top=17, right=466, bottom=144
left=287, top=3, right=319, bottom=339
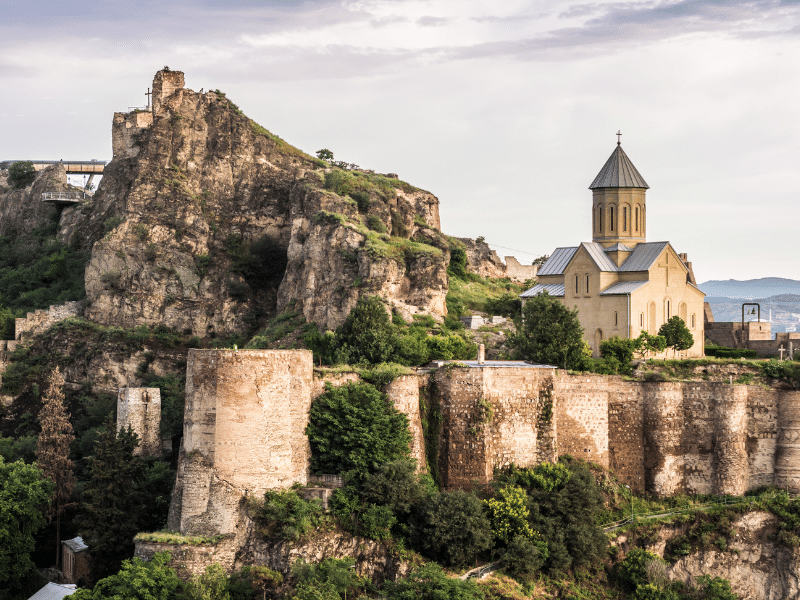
left=520, top=283, right=565, bottom=298
left=589, top=144, right=649, bottom=189
left=537, top=247, right=578, bottom=276
left=604, top=242, right=633, bottom=252
left=618, top=241, right=672, bottom=272
left=62, top=536, right=88, bottom=553
left=600, top=281, right=649, bottom=295
left=28, top=583, right=77, bottom=600
left=581, top=242, right=618, bottom=272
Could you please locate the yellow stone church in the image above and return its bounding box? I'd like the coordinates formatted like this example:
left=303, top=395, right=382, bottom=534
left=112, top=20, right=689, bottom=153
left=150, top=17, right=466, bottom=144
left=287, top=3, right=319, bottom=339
left=520, top=140, right=705, bottom=357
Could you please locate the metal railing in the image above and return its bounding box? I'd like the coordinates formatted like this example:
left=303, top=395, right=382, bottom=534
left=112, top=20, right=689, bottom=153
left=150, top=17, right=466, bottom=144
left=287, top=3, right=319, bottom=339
left=41, top=192, right=87, bottom=202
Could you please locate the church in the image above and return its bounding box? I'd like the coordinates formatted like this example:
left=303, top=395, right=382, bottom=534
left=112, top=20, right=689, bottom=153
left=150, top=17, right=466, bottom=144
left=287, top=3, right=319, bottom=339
left=520, top=139, right=706, bottom=357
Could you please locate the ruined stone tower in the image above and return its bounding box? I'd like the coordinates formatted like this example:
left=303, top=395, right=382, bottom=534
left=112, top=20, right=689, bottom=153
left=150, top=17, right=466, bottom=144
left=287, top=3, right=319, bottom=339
left=117, top=387, right=162, bottom=457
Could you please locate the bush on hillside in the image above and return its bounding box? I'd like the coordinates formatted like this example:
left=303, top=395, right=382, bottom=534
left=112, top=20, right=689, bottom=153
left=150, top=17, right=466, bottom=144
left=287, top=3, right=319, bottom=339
left=259, top=489, right=324, bottom=540
left=8, top=161, right=36, bottom=189
left=383, top=563, right=484, bottom=600
left=305, top=381, right=411, bottom=474
left=410, top=490, right=493, bottom=568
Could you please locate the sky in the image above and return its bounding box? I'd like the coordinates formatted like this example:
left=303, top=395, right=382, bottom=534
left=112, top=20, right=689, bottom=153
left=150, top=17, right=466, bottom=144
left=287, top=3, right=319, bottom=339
left=1, top=0, right=798, bottom=283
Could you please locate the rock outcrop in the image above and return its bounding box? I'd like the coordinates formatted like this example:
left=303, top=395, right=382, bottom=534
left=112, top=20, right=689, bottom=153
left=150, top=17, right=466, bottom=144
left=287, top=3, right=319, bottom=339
left=0, top=163, right=74, bottom=236
left=614, top=511, right=800, bottom=600
left=456, top=237, right=507, bottom=279
left=57, top=69, right=449, bottom=336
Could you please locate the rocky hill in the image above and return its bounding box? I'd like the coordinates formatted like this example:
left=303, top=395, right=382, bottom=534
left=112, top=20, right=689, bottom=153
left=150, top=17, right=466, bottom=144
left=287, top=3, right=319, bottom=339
left=2, top=70, right=453, bottom=340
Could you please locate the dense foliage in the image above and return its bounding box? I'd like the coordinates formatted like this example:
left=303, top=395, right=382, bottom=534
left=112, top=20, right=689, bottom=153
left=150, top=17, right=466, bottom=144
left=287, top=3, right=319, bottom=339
left=305, top=295, right=475, bottom=367
left=509, top=292, right=586, bottom=369
left=259, top=488, right=324, bottom=540
left=8, top=160, right=36, bottom=189
left=658, top=316, right=694, bottom=355
left=306, top=381, right=412, bottom=474
left=0, top=459, right=53, bottom=594
left=0, top=219, right=89, bottom=317
left=70, top=552, right=181, bottom=600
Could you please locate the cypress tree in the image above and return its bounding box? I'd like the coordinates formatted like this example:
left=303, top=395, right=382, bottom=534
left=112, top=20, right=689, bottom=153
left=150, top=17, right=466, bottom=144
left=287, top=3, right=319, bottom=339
left=36, top=366, right=75, bottom=570
left=80, top=415, right=142, bottom=580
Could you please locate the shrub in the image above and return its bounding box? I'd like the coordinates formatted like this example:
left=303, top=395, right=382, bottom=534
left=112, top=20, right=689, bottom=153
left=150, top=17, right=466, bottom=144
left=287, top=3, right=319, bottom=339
left=500, top=534, right=548, bottom=581
left=485, top=292, right=522, bottom=320
left=8, top=161, right=36, bottom=189
left=600, top=336, right=636, bottom=368
left=352, top=190, right=371, bottom=212
left=291, top=558, right=368, bottom=600
left=305, top=381, right=411, bottom=474
left=447, top=247, right=468, bottom=279
left=615, top=548, right=661, bottom=593
left=367, top=215, right=387, bottom=233
left=704, top=347, right=757, bottom=359
left=410, top=490, right=493, bottom=568
left=484, top=486, right=534, bottom=545
left=360, top=458, right=433, bottom=519
left=383, top=562, right=485, bottom=600
left=260, top=489, right=323, bottom=540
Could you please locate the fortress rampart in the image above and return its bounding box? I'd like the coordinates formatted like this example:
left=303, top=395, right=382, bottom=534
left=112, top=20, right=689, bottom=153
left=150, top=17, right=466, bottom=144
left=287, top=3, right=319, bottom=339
left=158, top=351, right=800, bottom=538
left=117, top=387, right=162, bottom=457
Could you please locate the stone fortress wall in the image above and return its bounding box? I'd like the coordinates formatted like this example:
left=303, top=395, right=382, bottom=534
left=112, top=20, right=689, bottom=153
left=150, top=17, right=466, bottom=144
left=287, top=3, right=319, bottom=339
left=113, top=349, right=800, bottom=539
left=14, top=300, right=82, bottom=340
left=117, top=388, right=162, bottom=457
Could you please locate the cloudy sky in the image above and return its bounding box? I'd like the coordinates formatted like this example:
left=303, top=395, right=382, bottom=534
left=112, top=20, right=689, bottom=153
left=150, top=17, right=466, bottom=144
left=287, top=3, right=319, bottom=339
left=1, top=0, right=798, bottom=283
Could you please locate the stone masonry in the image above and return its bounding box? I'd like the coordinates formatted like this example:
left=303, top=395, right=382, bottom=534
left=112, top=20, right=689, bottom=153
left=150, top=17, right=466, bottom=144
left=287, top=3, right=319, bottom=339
left=117, top=388, right=162, bottom=457
left=14, top=300, right=81, bottom=340
left=162, top=353, right=800, bottom=542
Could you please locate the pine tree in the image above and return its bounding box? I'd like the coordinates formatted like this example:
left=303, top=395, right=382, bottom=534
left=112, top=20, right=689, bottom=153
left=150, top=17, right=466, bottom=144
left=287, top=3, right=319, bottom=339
left=81, top=415, right=143, bottom=581
left=36, top=366, right=75, bottom=570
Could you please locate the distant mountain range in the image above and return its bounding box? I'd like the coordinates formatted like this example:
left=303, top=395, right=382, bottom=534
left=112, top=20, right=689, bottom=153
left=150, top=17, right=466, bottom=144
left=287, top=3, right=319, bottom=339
left=698, top=278, right=800, bottom=300
left=700, top=279, right=800, bottom=333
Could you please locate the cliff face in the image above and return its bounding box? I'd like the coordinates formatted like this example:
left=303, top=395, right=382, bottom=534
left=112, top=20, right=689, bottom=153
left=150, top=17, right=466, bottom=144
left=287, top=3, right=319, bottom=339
left=65, top=70, right=448, bottom=336
left=0, top=163, right=73, bottom=236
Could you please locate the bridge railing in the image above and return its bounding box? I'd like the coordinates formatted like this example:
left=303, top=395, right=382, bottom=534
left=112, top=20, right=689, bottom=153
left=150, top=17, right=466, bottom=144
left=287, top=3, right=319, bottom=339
left=41, top=192, right=87, bottom=202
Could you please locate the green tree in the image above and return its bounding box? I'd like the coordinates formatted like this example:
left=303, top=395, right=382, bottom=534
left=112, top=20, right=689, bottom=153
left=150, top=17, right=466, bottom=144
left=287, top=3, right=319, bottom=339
left=334, top=295, right=396, bottom=365
left=316, top=148, right=334, bottom=161
left=447, top=246, right=468, bottom=279
left=36, top=366, right=75, bottom=570
left=633, top=330, right=667, bottom=359
left=484, top=485, right=535, bottom=545
left=0, top=304, right=16, bottom=339
left=510, top=292, right=585, bottom=369
left=306, top=381, right=411, bottom=474
left=658, top=316, right=694, bottom=357
left=70, top=552, right=181, bottom=600
left=0, top=458, right=53, bottom=593
left=410, top=490, right=493, bottom=568
left=8, top=161, right=36, bottom=189
left=291, top=558, right=368, bottom=600
left=185, top=563, right=232, bottom=600
left=500, top=534, right=548, bottom=581
left=360, top=458, right=433, bottom=520
left=80, top=415, right=143, bottom=580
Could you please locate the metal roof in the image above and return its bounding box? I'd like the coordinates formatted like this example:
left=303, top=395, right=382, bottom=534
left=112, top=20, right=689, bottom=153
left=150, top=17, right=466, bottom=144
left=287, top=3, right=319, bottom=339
left=600, top=281, right=649, bottom=295
left=589, top=145, right=649, bottom=189
left=537, top=247, right=578, bottom=275
left=520, top=283, right=565, bottom=298
left=28, top=583, right=77, bottom=600
left=619, top=241, right=670, bottom=272
left=604, top=242, right=633, bottom=252
left=581, top=242, right=618, bottom=272
left=62, top=536, right=88, bottom=553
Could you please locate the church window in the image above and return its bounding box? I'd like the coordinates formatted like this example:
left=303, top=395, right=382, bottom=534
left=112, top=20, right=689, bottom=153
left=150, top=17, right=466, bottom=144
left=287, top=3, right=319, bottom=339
left=623, top=207, right=628, bottom=232
left=680, top=302, right=687, bottom=321
left=648, top=302, right=656, bottom=333
left=666, top=299, right=671, bottom=319
left=639, top=312, right=644, bottom=328
left=609, top=206, right=615, bottom=232
left=691, top=313, right=696, bottom=328
left=614, top=311, right=618, bottom=326
left=598, top=205, right=603, bottom=231
left=635, top=207, right=639, bottom=232
left=585, top=274, right=589, bottom=294
left=574, top=274, right=579, bottom=295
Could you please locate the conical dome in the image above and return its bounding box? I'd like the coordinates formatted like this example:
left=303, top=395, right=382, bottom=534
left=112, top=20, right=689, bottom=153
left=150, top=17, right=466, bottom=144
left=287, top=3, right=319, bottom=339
left=589, top=145, right=649, bottom=189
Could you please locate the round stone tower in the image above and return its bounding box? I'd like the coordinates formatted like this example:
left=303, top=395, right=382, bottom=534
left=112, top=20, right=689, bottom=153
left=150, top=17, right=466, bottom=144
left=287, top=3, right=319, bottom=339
left=589, top=139, right=649, bottom=248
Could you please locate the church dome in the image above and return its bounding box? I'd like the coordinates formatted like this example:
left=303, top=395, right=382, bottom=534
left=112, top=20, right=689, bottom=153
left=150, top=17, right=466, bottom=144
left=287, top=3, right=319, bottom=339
left=589, top=144, right=649, bottom=189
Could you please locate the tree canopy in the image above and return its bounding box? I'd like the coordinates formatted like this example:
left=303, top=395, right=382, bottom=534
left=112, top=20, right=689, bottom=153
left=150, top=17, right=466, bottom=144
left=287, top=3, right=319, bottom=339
left=8, top=161, right=36, bottom=189
left=0, top=458, right=53, bottom=592
left=510, top=292, right=585, bottom=369
left=659, top=316, right=694, bottom=355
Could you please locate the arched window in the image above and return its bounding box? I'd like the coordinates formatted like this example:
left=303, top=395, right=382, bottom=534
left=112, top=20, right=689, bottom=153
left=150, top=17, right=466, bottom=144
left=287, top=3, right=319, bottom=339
left=635, top=206, right=639, bottom=232
left=614, top=311, right=618, bottom=326
left=665, top=299, right=671, bottom=320
left=691, top=313, right=696, bottom=329
left=585, top=274, right=590, bottom=294
left=598, top=205, right=604, bottom=231
left=623, top=207, right=628, bottom=232
left=680, top=302, right=687, bottom=322
left=610, top=206, right=615, bottom=232
left=639, top=312, right=644, bottom=328
left=575, top=274, right=579, bottom=295
left=648, top=301, right=656, bottom=333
